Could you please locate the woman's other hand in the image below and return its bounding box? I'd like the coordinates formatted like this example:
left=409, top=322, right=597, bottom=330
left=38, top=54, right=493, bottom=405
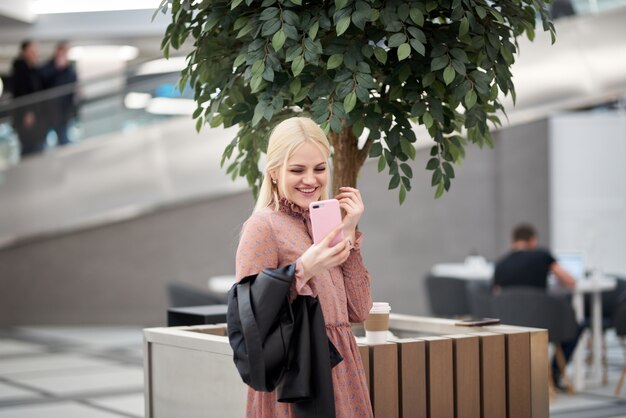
left=335, top=186, right=364, bottom=243
left=300, top=225, right=351, bottom=280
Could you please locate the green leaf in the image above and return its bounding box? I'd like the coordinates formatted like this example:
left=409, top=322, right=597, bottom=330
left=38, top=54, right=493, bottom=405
left=426, top=157, right=439, bottom=170
left=336, top=16, right=351, bottom=36
left=409, top=39, right=425, bottom=56
left=369, top=141, right=383, bottom=157
left=476, top=6, right=486, bottom=19
left=343, top=91, right=357, bottom=113
left=234, top=16, right=249, bottom=30
left=352, top=118, right=365, bottom=137
left=292, top=55, right=305, bottom=76
left=377, top=155, right=386, bottom=172
left=335, top=0, right=349, bottom=10
left=442, top=162, right=455, bottom=178
left=464, top=89, right=477, bottom=109
left=410, top=8, right=424, bottom=26
left=209, top=114, right=223, bottom=128
left=308, top=21, right=319, bottom=39
left=431, top=55, right=449, bottom=72
left=423, top=112, right=433, bottom=129
left=434, top=182, right=445, bottom=198
left=374, top=47, right=387, bottom=64
left=272, top=30, right=286, bottom=51
left=388, top=33, right=407, bottom=48
left=422, top=72, right=436, bottom=87
left=231, top=0, right=244, bottom=9
left=327, top=53, right=344, bottom=70
left=195, top=116, right=204, bottom=132
left=388, top=175, right=400, bottom=190
left=233, top=54, right=246, bottom=67
left=399, top=184, right=407, bottom=204
left=289, top=78, right=301, bottom=96
left=250, top=74, right=263, bottom=92
left=251, top=60, right=265, bottom=76
left=431, top=168, right=442, bottom=186
left=443, top=65, right=455, bottom=85
left=400, top=138, right=416, bottom=160
left=397, top=43, right=411, bottom=61
left=459, top=17, right=469, bottom=36
left=400, top=163, right=413, bottom=178
left=261, top=18, right=281, bottom=37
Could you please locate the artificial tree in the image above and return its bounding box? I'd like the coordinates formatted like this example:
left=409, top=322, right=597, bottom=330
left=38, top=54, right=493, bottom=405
left=158, top=0, right=554, bottom=201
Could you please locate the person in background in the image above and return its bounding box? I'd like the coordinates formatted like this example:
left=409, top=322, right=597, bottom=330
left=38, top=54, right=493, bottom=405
left=11, top=40, right=47, bottom=156
left=493, top=223, right=580, bottom=390
left=235, top=116, right=373, bottom=417
left=493, top=223, right=577, bottom=291
left=40, top=41, right=78, bottom=147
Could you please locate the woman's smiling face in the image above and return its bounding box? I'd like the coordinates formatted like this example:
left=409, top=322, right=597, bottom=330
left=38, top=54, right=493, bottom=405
left=276, top=141, right=328, bottom=210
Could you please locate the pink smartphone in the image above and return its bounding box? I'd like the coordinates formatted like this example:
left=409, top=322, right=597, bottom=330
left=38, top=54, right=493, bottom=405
left=309, top=199, right=344, bottom=247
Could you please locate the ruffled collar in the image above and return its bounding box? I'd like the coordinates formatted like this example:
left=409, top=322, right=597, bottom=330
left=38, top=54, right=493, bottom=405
left=278, top=197, right=310, bottom=220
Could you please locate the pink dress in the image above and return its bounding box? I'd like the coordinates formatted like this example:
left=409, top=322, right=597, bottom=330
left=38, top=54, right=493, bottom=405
left=235, top=199, right=374, bottom=418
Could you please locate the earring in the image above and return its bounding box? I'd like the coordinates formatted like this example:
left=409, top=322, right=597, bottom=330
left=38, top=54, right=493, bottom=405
left=272, top=178, right=277, bottom=185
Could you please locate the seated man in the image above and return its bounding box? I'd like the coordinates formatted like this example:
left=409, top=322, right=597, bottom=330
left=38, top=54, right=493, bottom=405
left=493, top=223, right=580, bottom=390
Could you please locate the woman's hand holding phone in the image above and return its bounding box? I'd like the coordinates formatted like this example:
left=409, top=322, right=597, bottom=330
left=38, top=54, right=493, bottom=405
left=335, top=187, right=364, bottom=244
left=299, top=225, right=352, bottom=281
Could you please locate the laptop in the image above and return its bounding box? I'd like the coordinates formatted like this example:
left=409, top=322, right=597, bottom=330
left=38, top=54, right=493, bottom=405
left=554, top=251, right=586, bottom=281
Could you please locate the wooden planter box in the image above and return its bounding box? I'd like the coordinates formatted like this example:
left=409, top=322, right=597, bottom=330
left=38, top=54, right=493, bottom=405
left=144, top=314, right=548, bottom=418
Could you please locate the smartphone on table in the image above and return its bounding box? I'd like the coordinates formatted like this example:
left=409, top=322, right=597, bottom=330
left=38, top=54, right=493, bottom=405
left=309, top=199, right=344, bottom=247
left=454, top=317, right=501, bottom=327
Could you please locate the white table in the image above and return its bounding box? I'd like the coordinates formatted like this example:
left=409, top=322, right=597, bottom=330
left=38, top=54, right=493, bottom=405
left=568, top=276, right=616, bottom=391
left=430, top=259, right=494, bottom=280
left=207, top=275, right=236, bottom=294
left=430, top=263, right=617, bottom=390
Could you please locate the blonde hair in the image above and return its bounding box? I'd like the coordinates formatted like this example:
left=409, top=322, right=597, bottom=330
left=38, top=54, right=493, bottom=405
left=254, top=117, right=331, bottom=212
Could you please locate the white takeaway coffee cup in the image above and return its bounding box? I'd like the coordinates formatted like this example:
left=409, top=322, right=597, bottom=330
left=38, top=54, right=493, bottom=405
left=364, top=302, right=391, bottom=344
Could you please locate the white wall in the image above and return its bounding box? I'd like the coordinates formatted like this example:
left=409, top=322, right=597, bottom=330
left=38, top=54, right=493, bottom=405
left=549, top=111, right=626, bottom=275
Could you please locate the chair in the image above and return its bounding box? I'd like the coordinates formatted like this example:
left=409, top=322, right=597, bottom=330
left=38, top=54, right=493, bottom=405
left=466, top=280, right=494, bottom=318
left=425, top=274, right=471, bottom=317
left=491, top=286, right=579, bottom=395
left=612, top=296, right=626, bottom=395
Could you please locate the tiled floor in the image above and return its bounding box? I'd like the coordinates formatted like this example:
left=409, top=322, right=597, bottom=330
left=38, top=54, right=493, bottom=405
left=0, top=327, right=144, bottom=418
left=1, top=327, right=626, bottom=417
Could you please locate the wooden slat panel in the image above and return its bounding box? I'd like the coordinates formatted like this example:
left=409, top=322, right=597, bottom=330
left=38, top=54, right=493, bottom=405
left=505, top=332, right=532, bottom=418
left=420, top=337, right=454, bottom=418
left=472, top=332, right=506, bottom=418
left=529, top=330, right=549, bottom=418
left=448, top=335, right=480, bottom=418
left=396, top=339, right=427, bottom=418
left=369, top=343, right=400, bottom=418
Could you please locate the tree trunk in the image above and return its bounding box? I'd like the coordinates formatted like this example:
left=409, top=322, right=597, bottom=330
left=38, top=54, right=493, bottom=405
left=328, top=121, right=371, bottom=197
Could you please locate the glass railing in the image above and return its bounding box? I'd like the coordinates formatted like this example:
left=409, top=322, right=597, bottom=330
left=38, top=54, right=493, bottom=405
left=0, top=56, right=192, bottom=169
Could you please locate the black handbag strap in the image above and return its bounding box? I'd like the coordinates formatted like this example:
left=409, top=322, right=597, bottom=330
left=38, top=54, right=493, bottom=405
left=237, top=280, right=267, bottom=390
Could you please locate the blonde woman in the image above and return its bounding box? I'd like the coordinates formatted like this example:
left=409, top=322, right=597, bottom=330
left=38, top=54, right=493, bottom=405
left=235, top=116, right=373, bottom=417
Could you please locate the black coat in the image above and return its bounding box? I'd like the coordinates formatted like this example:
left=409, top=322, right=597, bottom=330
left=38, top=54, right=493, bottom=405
left=227, top=264, right=343, bottom=418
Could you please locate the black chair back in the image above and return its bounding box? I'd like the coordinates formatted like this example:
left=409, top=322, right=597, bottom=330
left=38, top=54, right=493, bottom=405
left=467, top=280, right=494, bottom=318
left=492, top=286, right=578, bottom=343
left=613, top=296, right=626, bottom=337
left=425, top=274, right=470, bottom=317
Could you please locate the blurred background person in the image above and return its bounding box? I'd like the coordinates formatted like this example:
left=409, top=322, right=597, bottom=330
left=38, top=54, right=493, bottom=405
left=40, top=41, right=78, bottom=147
left=10, top=40, right=47, bottom=156
left=493, top=223, right=577, bottom=291
left=493, top=223, right=580, bottom=389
